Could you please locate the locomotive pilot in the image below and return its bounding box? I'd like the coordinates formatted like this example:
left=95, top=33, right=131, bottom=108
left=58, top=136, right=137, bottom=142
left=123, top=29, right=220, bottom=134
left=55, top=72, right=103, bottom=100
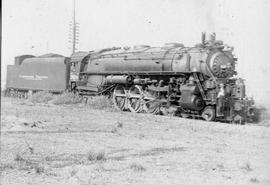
left=217, top=83, right=225, bottom=116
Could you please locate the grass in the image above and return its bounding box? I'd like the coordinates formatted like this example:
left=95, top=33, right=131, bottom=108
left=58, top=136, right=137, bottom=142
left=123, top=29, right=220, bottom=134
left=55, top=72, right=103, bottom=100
left=12, top=152, right=45, bottom=174
left=52, top=92, right=82, bottom=105
left=11, top=91, right=114, bottom=111
left=87, top=151, right=106, bottom=161
left=30, top=91, right=54, bottom=104
left=70, top=168, right=78, bottom=177
left=110, top=127, right=118, bottom=133
left=240, top=161, right=253, bottom=172
left=250, top=177, right=259, bottom=183
left=86, top=96, right=114, bottom=110
left=34, top=165, right=45, bottom=174
left=116, top=121, right=123, bottom=128
left=0, top=163, right=15, bottom=171
left=129, top=163, right=146, bottom=172
left=29, top=92, right=113, bottom=110
left=29, top=91, right=82, bottom=105
left=14, top=153, right=25, bottom=162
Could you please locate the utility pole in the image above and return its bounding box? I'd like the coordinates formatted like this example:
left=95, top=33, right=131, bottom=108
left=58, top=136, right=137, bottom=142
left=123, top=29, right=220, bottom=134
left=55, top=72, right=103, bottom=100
left=68, top=0, right=79, bottom=54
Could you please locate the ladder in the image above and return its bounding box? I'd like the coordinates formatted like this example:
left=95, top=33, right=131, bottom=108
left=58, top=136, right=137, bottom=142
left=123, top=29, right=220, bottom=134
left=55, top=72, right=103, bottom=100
left=193, top=72, right=207, bottom=100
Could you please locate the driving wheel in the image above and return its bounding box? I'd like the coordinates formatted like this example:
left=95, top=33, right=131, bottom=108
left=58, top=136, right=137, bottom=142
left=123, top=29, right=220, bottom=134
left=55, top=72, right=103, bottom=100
left=112, top=85, right=128, bottom=111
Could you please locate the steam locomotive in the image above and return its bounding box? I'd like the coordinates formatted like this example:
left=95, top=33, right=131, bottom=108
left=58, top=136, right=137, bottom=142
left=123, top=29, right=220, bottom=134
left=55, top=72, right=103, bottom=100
left=5, top=33, right=255, bottom=123
left=74, top=33, right=255, bottom=123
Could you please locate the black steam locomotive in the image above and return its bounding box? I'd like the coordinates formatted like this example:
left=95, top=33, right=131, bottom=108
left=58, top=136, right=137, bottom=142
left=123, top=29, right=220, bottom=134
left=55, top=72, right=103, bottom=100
left=5, top=33, right=255, bottom=123
left=75, top=33, right=254, bottom=123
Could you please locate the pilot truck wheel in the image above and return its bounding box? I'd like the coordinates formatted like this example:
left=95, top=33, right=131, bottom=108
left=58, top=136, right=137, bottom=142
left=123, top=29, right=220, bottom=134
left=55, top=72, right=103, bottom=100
left=201, top=106, right=216, bottom=121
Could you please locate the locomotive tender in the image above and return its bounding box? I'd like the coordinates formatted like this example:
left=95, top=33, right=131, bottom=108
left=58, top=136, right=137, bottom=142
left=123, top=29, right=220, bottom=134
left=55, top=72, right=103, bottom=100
left=76, top=33, right=254, bottom=123
left=5, top=54, right=70, bottom=97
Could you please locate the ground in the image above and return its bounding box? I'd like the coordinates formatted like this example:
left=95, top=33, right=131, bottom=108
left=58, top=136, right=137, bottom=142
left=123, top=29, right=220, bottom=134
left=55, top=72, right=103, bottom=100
left=1, top=97, right=270, bottom=185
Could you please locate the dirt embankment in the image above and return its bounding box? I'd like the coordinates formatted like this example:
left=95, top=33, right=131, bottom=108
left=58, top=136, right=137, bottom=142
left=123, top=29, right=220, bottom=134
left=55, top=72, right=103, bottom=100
left=1, top=97, right=270, bottom=185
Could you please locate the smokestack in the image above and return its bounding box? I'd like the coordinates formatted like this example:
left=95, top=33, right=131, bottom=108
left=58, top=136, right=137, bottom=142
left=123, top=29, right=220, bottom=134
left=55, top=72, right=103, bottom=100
left=201, top=32, right=206, bottom=45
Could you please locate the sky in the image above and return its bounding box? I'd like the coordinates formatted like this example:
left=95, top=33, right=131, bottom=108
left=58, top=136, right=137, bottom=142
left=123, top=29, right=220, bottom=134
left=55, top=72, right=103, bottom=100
left=2, top=0, right=270, bottom=103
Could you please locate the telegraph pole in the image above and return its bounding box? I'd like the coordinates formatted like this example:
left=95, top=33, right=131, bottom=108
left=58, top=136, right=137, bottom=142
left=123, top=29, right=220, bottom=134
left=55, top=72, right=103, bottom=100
left=72, top=0, right=76, bottom=54
left=69, top=0, right=79, bottom=54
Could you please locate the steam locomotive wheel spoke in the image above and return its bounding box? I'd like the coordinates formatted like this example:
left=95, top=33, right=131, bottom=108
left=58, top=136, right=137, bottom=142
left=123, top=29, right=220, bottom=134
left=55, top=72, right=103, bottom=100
left=114, top=93, right=126, bottom=97
left=201, top=106, right=216, bottom=121
left=115, top=97, right=126, bottom=110
left=129, top=98, right=142, bottom=112
left=112, top=85, right=127, bottom=111
left=128, top=85, right=144, bottom=113
left=145, top=100, right=160, bottom=114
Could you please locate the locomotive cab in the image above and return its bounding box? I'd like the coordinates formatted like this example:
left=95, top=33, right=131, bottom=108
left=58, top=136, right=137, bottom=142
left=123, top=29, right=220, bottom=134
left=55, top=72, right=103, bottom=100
left=69, top=51, right=90, bottom=91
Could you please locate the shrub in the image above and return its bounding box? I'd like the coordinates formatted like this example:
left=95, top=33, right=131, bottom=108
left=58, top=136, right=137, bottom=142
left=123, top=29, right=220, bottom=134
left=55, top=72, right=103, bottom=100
left=0, top=163, right=15, bottom=171
left=70, top=168, right=78, bottom=177
left=117, top=121, right=123, bottom=128
left=30, top=91, right=54, bottom=103
left=129, top=163, right=146, bottom=172
left=14, top=153, right=25, bottom=162
left=240, top=161, right=253, bottom=172
left=96, top=151, right=106, bottom=161
left=87, top=152, right=95, bottom=161
left=250, top=178, right=259, bottom=183
left=52, top=92, right=82, bottom=105
left=87, top=151, right=106, bottom=161
left=35, top=165, right=45, bottom=174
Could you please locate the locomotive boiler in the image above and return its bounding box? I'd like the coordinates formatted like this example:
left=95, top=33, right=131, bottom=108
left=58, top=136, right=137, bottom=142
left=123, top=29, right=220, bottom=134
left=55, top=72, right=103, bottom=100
left=76, top=33, right=254, bottom=122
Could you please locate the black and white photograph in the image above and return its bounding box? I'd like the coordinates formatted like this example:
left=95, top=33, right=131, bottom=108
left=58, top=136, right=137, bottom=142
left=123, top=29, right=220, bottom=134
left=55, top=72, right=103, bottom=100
left=1, top=0, right=270, bottom=184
